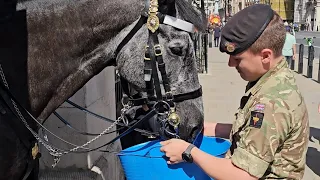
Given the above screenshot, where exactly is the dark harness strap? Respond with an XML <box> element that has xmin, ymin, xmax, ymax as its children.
<box><xmin>173</xmin><ymin>86</ymin><xmax>203</xmax><ymax>103</ymax></box>
<box><xmin>151</xmin><ymin>30</ymin><xmax>171</xmax><ymax>94</ymax></box>
<box><xmin>147</xmin><ymin>37</ymin><xmax>163</xmax><ymax>101</ymax></box>
<box><xmin>144</xmin><ymin>43</ymin><xmax>156</xmax><ymax>101</ymax></box>
<box><xmin>113</xmin><ymin>15</ymin><xmax>147</xmax><ymax>66</ymax></box>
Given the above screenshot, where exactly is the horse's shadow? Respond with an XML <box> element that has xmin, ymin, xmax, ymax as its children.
<box><xmin>307</xmin><ymin>127</ymin><xmax>320</xmax><ymax>176</ymax></box>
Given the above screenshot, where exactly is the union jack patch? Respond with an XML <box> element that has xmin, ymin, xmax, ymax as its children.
<box><xmin>254</xmin><ymin>103</ymin><xmax>265</xmax><ymax>111</ymax></box>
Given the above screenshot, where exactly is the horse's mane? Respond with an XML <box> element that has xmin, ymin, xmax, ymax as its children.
<box><xmin>175</xmin><ymin>0</ymin><xmax>207</xmax><ymax>32</ymax></box>
<box><xmin>158</xmin><ymin>0</ymin><xmax>207</xmax><ymax>32</ymax></box>
<box><xmin>13</xmin><ymin>0</ymin><xmax>206</xmax><ymax>32</ymax></box>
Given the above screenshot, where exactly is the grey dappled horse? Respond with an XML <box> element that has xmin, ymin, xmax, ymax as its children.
<box><xmin>0</xmin><ymin>0</ymin><xmax>206</xmax><ymax>179</ymax></box>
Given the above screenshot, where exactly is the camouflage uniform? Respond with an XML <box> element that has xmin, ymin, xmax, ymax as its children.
<box><xmin>226</xmin><ymin>59</ymin><xmax>309</xmax><ymax>179</ymax></box>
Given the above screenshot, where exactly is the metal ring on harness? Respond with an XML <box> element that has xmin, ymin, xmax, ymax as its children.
<box><xmin>152</xmin><ymin>100</ymin><xmax>171</xmax><ymax>115</ymax></box>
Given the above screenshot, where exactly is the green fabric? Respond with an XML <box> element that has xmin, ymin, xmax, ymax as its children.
<box><xmin>231</xmin><ymin>147</ymin><xmax>270</xmax><ymax>178</ymax></box>
<box><xmin>282</xmin><ymin>33</ymin><xmax>296</xmax><ymax>56</ymax></box>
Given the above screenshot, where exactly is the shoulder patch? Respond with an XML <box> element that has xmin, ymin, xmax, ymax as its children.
<box><xmin>249</xmin><ymin>111</ymin><xmax>264</xmax><ymax>128</ymax></box>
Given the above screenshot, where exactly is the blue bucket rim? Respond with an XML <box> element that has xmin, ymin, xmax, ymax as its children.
<box><xmin>118</xmin><ymin>136</ymin><xmax>231</xmax><ymax>157</ymax></box>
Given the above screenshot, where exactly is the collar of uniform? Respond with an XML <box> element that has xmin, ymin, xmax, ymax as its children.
<box><xmin>247</xmin><ymin>58</ymin><xmax>287</xmax><ymax>96</ymax></box>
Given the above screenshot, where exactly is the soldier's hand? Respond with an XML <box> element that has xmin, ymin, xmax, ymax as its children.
<box><xmin>160</xmin><ymin>138</ymin><xmax>190</xmax><ymax>164</ymax></box>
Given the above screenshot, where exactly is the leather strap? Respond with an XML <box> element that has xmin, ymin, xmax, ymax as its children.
<box><xmin>112</xmin><ymin>15</ymin><xmax>147</xmax><ymax>66</ymax></box>
<box><xmin>173</xmin><ymin>86</ymin><xmax>202</xmax><ymax>103</ymax></box>
<box><xmin>148</xmin><ymin>36</ymin><xmax>163</xmax><ymax>102</ymax></box>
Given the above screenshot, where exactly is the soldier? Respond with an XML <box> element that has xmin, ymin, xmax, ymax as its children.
<box><xmin>160</xmin><ymin>4</ymin><xmax>309</xmax><ymax>180</ymax></box>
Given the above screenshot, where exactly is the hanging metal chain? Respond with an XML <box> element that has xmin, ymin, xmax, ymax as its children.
<box><xmin>0</xmin><ymin>65</ymin><xmax>66</xmax><ymax>163</ymax></box>
<box><xmin>0</xmin><ymin>64</ymin><xmax>124</xmax><ymax>167</ymax></box>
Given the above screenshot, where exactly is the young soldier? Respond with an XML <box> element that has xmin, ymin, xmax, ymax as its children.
<box><xmin>160</xmin><ymin>4</ymin><xmax>309</xmax><ymax>180</ymax></box>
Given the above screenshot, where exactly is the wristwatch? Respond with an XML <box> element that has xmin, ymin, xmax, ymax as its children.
<box><xmin>182</xmin><ymin>144</ymin><xmax>196</xmax><ymax>163</ymax></box>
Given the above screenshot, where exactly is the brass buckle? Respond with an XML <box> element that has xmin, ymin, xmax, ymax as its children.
<box><xmin>144</xmin><ymin>45</ymin><xmax>151</xmax><ymax>60</ymax></box>
<box><xmin>144</xmin><ymin>56</ymin><xmax>151</xmax><ymax>61</ymax></box>
<box><xmin>165</xmin><ymin>91</ymin><xmax>173</xmax><ymax>101</ymax></box>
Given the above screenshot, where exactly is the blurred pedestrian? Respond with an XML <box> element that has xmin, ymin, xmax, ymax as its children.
<box><xmin>282</xmin><ymin>27</ymin><xmax>296</xmax><ymax>69</ymax></box>
<box><xmin>213</xmin><ymin>24</ymin><xmax>221</xmax><ymax>47</ymax></box>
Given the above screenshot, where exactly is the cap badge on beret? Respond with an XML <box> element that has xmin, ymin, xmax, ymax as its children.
<box><xmin>225</xmin><ymin>42</ymin><xmax>235</xmax><ymax>53</ymax></box>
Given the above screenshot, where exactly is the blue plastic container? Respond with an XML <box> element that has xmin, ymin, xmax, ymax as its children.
<box><xmin>117</xmin><ymin>135</ymin><xmax>231</xmax><ymax>180</ymax></box>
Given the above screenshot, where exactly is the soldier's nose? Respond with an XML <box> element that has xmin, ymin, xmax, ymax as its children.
<box><xmin>228</xmin><ymin>57</ymin><xmax>237</xmax><ymax>67</ymax></box>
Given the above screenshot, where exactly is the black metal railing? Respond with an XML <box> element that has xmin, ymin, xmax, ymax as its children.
<box><xmin>293</xmin><ymin>44</ymin><xmax>320</xmax><ymax>83</ymax></box>
<box><xmin>114</xmin><ymin>70</ymin><xmax>123</xmax><ymax>119</ymax></box>
<box><xmin>193</xmin><ymin>32</ymin><xmax>208</xmax><ymax>74</ymax></box>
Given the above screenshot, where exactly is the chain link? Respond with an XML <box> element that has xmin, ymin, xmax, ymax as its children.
<box><xmin>69</xmin><ymin>116</ymin><xmax>122</xmax><ymax>152</ymax></box>
<box><xmin>120</xmin><ymin>104</ymin><xmax>130</xmax><ymax>125</ymax></box>
<box><xmin>0</xmin><ymin>64</ymin><xmax>123</xmax><ymax>167</ymax></box>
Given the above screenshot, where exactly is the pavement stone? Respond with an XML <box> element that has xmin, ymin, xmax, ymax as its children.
<box><xmin>199</xmin><ymin>47</ymin><xmax>320</xmax><ymax>180</ymax></box>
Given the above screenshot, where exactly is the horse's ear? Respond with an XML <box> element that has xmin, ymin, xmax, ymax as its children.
<box><xmin>159</xmin><ymin>0</ymin><xmax>176</xmax><ymax>17</ymax></box>
<box><xmin>0</xmin><ymin>0</ymin><xmax>17</xmax><ymax>18</ymax></box>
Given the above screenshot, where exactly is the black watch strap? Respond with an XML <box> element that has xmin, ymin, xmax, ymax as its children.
<box><xmin>185</xmin><ymin>144</ymin><xmax>196</xmax><ymax>154</ymax></box>
<box><xmin>182</xmin><ymin>144</ymin><xmax>196</xmax><ymax>163</ymax></box>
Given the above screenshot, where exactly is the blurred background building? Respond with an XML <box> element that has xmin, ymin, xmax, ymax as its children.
<box><xmin>293</xmin><ymin>0</ymin><xmax>320</xmax><ymax>31</ymax></box>
<box><xmin>192</xmin><ymin>0</ymin><xmax>320</xmax><ymax>32</ymax></box>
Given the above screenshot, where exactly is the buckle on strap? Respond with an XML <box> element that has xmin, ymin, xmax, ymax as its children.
<box><xmin>144</xmin><ymin>45</ymin><xmax>151</xmax><ymax>60</ymax></box>
<box><xmin>165</xmin><ymin>91</ymin><xmax>173</xmax><ymax>101</ymax></box>
<box><xmin>154</xmin><ymin>44</ymin><xmax>162</xmax><ymax>56</ymax></box>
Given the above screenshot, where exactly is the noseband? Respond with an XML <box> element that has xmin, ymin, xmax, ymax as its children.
<box><xmin>114</xmin><ymin>0</ymin><xmax>203</xmax><ymax>139</ymax></box>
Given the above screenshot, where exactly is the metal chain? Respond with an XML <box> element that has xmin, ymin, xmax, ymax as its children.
<box><xmin>0</xmin><ymin>64</ymin><xmax>123</xmax><ymax>167</ymax></box>
<box><xmin>69</xmin><ymin>117</ymin><xmax>122</xmax><ymax>152</ymax></box>
<box><xmin>0</xmin><ymin>65</ymin><xmax>65</xmax><ymax>158</ymax></box>
<box><xmin>120</xmin><ymin>104</ymin><xmax>130</xmax><ymax>125</ymax></box>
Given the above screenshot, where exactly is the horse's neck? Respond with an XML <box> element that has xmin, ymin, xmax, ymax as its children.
<box><xmin>17</xmin><ymin>0</ymin><xmax>145</xmax><ymax>119</ymax></box>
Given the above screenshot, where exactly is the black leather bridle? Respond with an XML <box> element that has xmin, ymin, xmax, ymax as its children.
<box><xmin>113</xmin><ymin>0</ymin><xmax>202</xmax><ymax>138</ymax></box>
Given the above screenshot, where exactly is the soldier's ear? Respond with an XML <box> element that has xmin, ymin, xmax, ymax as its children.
<box><xmin>260</xmin><ymin>48</ymin><xmax>272</xmax><ymax>64</ymax></box>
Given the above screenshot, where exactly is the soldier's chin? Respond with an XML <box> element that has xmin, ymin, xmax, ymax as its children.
<box><xmin>240</xmin><ymin>73</ymin><xmax>257</xmax><ymax>82</ymax></box>
<box><xmin>239</xmin><ymin>72</ymin><xmax>248</xmax><ymax>81</ymax></box>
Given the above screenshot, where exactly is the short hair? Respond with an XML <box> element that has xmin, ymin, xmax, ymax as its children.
<box><xmin>249</xmin><ymin>11</ymin><xmax>286</xmax><ymax>57</ymax></box>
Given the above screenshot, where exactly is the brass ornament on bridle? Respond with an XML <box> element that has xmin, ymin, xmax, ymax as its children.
<box><xmin>146</xmin><ymin>0</ymin><xmax>181</xmax><ymax>132</ymax></box>
<box><xmin>168</xmin><ymin>107</ymin><xmax>180</xmax><ymax>128</ymax></box>
<box><xmin>147</xmin><ymin>0</ymin><xmax>160</xmax><ymax>33</ymax></box>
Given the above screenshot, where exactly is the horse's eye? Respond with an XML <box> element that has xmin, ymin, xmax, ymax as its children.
<box><xmin>169</xmin><ymin>46</ymin><xmax>184</xmax><ymax>56</ymax></box>
<box><xmin>168</xmin><ymin>40</ymin><xmax>186</xmax><ymax>56</ymax></box>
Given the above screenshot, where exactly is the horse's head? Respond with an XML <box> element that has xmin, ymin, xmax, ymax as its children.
<box><xmin>116</xmin><ymin>0</ymin><xmax>206</xmax><ymax>142</ymax></box>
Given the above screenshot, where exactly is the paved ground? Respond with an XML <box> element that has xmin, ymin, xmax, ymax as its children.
<box><xmin>199</xmin><ymin>47</ymin><xmax>320</xmax><ymax>180</ymax></box>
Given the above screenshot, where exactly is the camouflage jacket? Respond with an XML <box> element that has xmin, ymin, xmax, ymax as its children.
<box><xmin>226</xmin><ymin>59</ymin><xmax>309</xmax><ymax>179</ymax></box>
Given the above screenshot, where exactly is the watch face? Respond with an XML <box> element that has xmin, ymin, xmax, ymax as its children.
<box><xmin>182</xmin><ymin>153</ymin><xmax>192</xmax><ymax>163</ymax></box>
